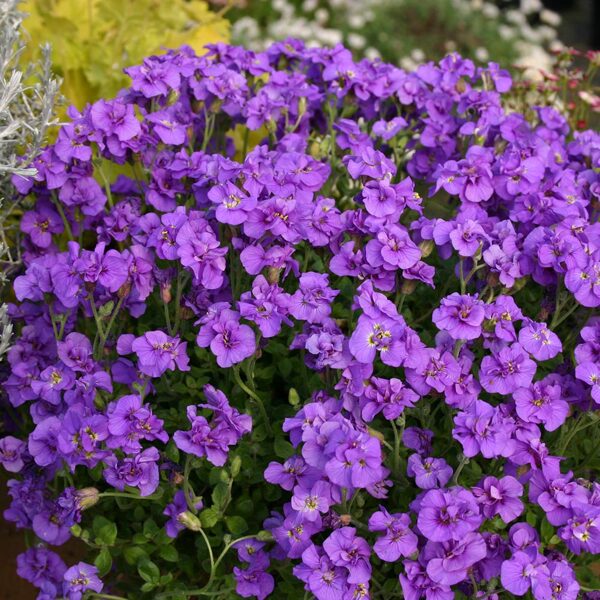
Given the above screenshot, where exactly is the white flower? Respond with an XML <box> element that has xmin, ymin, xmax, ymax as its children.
<box><xmin>540</xmin><ymin>9</ymin><xmax>561</xmax><ymax>27</ymax></box>
<box><xmin>347</xmin><ymin>33</ymin><xmax>366</xmax><ymax>50</ymax></box>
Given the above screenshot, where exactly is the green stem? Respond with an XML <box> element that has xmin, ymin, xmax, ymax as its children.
<box><xmin>88</xmin><ymin>594</ymin><xmax>128</xmax><ymax>600</ymax></box>
<box><xmin>53</xmin><ymin>195</ymin><xmax>74</xmax><ymax>241</ymax></box>
<box><xmin>452</xmin><ymin>455</ymin><xmax>470</xmax><ymax>486</ymax></box>
<box><xmin>99</xmin><ymin>491</ymin><xmax>162</xmax><ymax>501</ymax></box>
<box><xmin>98</xmin><ymin>295</ymin><xmax>126</xmax><ymax>357</ymax></box>
<box><xmin>233</xmin><ymin>366</ymin><xmax>272</xmax><ymax>435</ymax></box>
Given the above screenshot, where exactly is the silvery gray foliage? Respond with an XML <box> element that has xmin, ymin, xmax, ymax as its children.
<box><xmin>0</xmin><ymin>0</ymin><xmax>60</xmax><ymax>359</ymax></box>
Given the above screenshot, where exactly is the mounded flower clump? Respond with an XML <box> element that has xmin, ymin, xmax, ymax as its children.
<box><xmin>2</xmin><ymin>39</ymin><xmax>600</xmax><ymax>599</ymax></box>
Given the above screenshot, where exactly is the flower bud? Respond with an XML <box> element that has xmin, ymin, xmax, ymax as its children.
<box><xmin>161</xmin><ymin>283</ymin><xmax>172</xmax><ymax>304</ymax></box>
<box><xmin>118</xmin><ymin>281</ymin><xmax>132</xmax><ymax>299</ymax></box>
<box><xmin>418</xmin><ymin>240</ymin><xmax>435</xmax><ymax>258</ymax></box>
<box><xmin>266</xmin><ymin>267</ymin><xmax>281</xmax><ymax>284</ymax></box>
<box><xmin>400</xmin><ymin>279</ymin><xmax>416</xmax><ymax>295</ymax></box>
<box><xmin>339</xmin><ymin>514</ymin><xmax>352</xmax><ymax>526</ymax></box>
<box><xmin>177</xmin><ymin>511</ymin><xmax>202</xmax><ymax>532</ymax></box>
<box><xmin>256</xmin><ymin>530</ymin><xmax>273</xmax><ymax>542</ymax></box>
<box><xmin>75</xmin><ymin>487</ymin><xmax>100</xmax><ymax>511</ymax></box>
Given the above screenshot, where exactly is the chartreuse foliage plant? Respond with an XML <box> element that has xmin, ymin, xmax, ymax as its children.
<box><xmin>20</xmin><ymin>0</ymin><xmax>230</xmax><ymax>107</ymax></box>
<box><xmin>2</xmin><ymin>39</ymin><xmax>600</xmax><ymax>600</ymax></box>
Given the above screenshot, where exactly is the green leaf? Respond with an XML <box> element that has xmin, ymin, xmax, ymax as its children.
<box><xmin>93</xmin><ymin>516</ymin><xmax>117</xmax><ymax>546</ymax></box>
<box><xmin>541</xmin><ymin>518</ymin><xmax>555</xmax><ymax>543</ymax></box>
<box><xmin>143</xmin><ymin>518</ymin><xmax>160</xmax><ymax>539</ymax></box>
<box><xmin>199</xmin><ymin>507</ymin><xmax>220</xmax><ymax>528</ymax></box>
<box><xmin>123</xmin><ymin>546</ymin><xmax>148</xmax><ymax>566</ymax></box>
<box><xmin>225</xmin><ymin>515</ymin><xmax>248</xmax><ymax>535</ymax></box>
<box><xmin>138</xmin><ymin>559</ymin><xmax>160</xmax><ymax>584</ymax></box>
<box><xmin>140</xmin><ymin>582</ymin><xmax>157</xmax><ymax>593</ymax></box>
<box><xmin>212</xmin><ymin>482</ymin><xmax>230</xmax><ymax>511</ymax></box>
<box><xmin>274</xmin><ymin>437</ymin><xmax>294</xmax><ymax>459</ymax></box>
<box><xmin>95</xmin><ymin>548</ymin><xmax>112</xmax><ymax>577</ymax></box>
<box><xmin>159</xmin><ymin>545</ymin><xmax>179</xmax><ymax>562</ymax></box>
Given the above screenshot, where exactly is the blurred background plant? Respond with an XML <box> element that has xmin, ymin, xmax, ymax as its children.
<box><xmin>229</xmin><ymin>0</ymin><xmax>562</xmax><ymax>70</ymax></box>
<box><xmin>0</xmin><ymin>0</ymin><xmax>59</xmax><ymax>360</ymax></box>
<box><xmin>20</xmin><ymin>0</ymin><xmax>231</xmax><ymax>109</ymax></box>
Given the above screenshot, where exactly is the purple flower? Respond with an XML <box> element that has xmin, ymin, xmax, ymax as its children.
<box><xmin>365</xmin><ymin>225</ymin><xmax>421</xmax><ymax>271</ymax></box>
<box><xmin>479</xmin><ymin>344</ymin><xmax>536</xmax><ymax>395</ymax></box>
<box><xmin>103</xmin><ymin>447</ymin><xmax>160</xmax><ymax>496</ymax></box>
<box><xmin>199</xmin><ymin>309</ymin><xmax>257</xmax><ymax>368</ymax></box>
<box><xmin>106</xmin><ymin>394</ymin><xmax>168</xmax><ymax>453</ymax></box>
<box><xmin>322</xmin><ymin>527</ymin><xmax>371</xmax><ymax>585</ymax></box>
<box><xmin>423</xmin><ymin>532</ymin><xmax>487</xmax><ymax>586</ymax></box>
<box><xmin>532</xmin><ymin>560</ymin><xmax>580</xmax><ymax>600</ymax></box>
<box><xmin>433</xmin><ymin>293</ymin><xmax>485</xmax><ymax>340</ymax></box>
<box><xmin>21</xmin><ymin>201</ymin><xmax>63</xmax><ymax>248</ymax></box>
<box><xmin>208</xmin><ymin>182</ymin><xmax>258</xmax><ymax>225</ymax></box>
<box><xmin>472</xmin><ymin>476</ymin><xmax>524</xmax><ymax>523</ymax></box>
<box><xmin>163</xmin><ymin>490</ymin><xmax>203</xmax><ymax>538</ymax></box>
<box><xmin>17</xmin><ymin>547</ymin><xmax>66</xmax><ymax>591</ymax></box>
<box><xmin>234</xmin><ymin>562</ymin><xmax>275</xmax><ymax>600</ymax></box>
<box><xmin>417</xmin><ymin>488</ymin><xmax>482</xmax><ymax>542</ymax></box>
<box><xmin>500</xmin><ymin>551</ymin><xmax>549</xmax><ymax>596</ymax></box>
<box><xmin>518</xmin><ymin>321</ymin><xmax>562</xmax><ymax>361</ymax></box>
<box><xmin>407</xmin><ymin>454</ymin><xmax>453</xmax><ymax>490</ymax></box>
<box><xmin>513</xmin><ymin>379</ymin><xmax>569</xmax><ymax>431</ymax></box>
<box><xmin>0</xmin><ymin>436</ymin><xmax>26</xmax><ymax>472</ymax></box>
<box><xmin>289</xmin><ymin>272</ymin><xmax>339</xmax><ymax>324</ymax></box>
<box><xmin>28</xmin><ymin>416</ymin><xmax>62</xmax><ymax>467</ymax></box>
<box><xmin>63</xmin><ymin>562</ymin><xmax>103</xmax><ymax>600</ymax></box>
<box><xmin>575</xmin><ymin>362</ymin><xmax>600</xmax><ymax>404</ymax></box>
<box><xmin>360</xmin><ymin>377</ymin><xmax>419</xmax><ymax>421</ymax></box>
<box><xmin>290</xmin><ymin>481</ymin><xmax>332</xmax><ymax>523</ymax></box>
<box><xmin>131</xmin><ymin>330</ymin><xmax>190</xmax><ymax>378</ymax></box>
<box><xmin>368</xmin><ymin>507</ymin><xmax>418</xmax><ymax>561</ymax></box>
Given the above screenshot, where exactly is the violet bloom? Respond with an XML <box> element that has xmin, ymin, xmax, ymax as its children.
<box><xmin>365</xmin><ymin>225</ymin><xmax>421</xmax><ymax>271</ymax></box>
<box><xmin>63</xmin><ymin>562</ymin><xmax>103</xmax><ymax>600</ymax></box>
<box><xmin>106</xmin><ymin>394</ymin><xmax>168</xmax><ymax>453</ymax></box>
<box><xmin>197</xmin><ymin>308</ymin><xmax>257</xmax><ymax>368</ymax></box>
<box><xmin>21</xmin><ymin>201</ymin><xmax>63</xmax><ymax>248</ymax></box>
<box><xmin>532</xmin><ymin>560</ymin><xmax>580</xmax><ymax>600</ymax></box>
<box><xmin>349</xmin><ymin>315</ymin><xmax>407</xmax><ymax>368</ymax></box>
<box><xmin>103</xmin><ymin>447</ymin><xmax>160</xmax><ymax>496</ymax></box>
<box><xmin>360</xmin><ymin>377</ymin><xmax>419</xmax><ymax>422</ymax></box>
<box><xmin>558</xmin><ymin>502</ymin><xmax>600</xmax><ymax>554</ymax></box>
<box><xmin>518</xmin><ymin>321</ymin><xmax>562</xmax><ymax>361</ymax></box>
<box><xmin>234</xmin><ymin>563</ymin><xmax>275</xmax><ymax>600</ymax></box>
<box><xmin>28</xmin><ymin>416</ymin><xmax>62</xmax><ymax>467</ymax></box>
<box><xmin>407</xmin><ymin>454</ymin><xmax>453</xmax><ymax>490</ymax></box>
<box><xmin>57</xmin><ymin>333</ymin><xmax>94</xmax><ymax>373</ymax></box>
<box><xmin>453</xmin><ymin>400</ymin><xmax>514</xmax><ymax>459</ymax></box>
<box><xmin>322</xmin><ymin>527</ymin><xmax>371</xmax><ymax>585</ymax></box>
<box><xmin>17</xmin><ymin>547</ymin><xmax>66</xmax><ymax>591</ymax></box>
<box><xmin>432</xmin><ymin>293</ymin><xmax>486</xmax><ymax>340</ymax></box>
<box><xmin>575</xmin><ymin>362</ymin><xmax>600</xmax><ymax>404</ymax></box>
<box><xmin>368</xmin><ymin>507</ymin><xmax>418</xmax><ymax>561</ymax></box>
<box><xmin>131</xmin><ymin>330</ymin><xmax>190</xmax><ymax>378</ymax></box>
<box><xmin>479</xmin><ymin>344</ymin><xmax>536</xmax><ymax>395</ymax></box>
<box><xmin>325</xmin><ymin>430</ymin><xmax>384</xmax><ymax>489</ymax></box>
<box><xmin>264</xmin><ymin>456</ymin><xmax>320</xmax><ymax>491</ymax></box>
<box><xmin>417</xmin><ymin>488</ymin><xmax>482</xmax><ymax>542</ymax></box>
<box><xmin>295</xmin><ymin>544</ymin><xmax>349</xmax><ymax>600</ymax></box>
<box><xmin>513</xmin><ymin>379</ymin><xmax>569</xmax><ymax>431</ymax></box>
<box><xmin>402</xmin><ymin>427</ymin><xmax>434</xmax><ymax>455</ymax></box>
<box><xmin>424</xmin><ymin>532</ymin><xmax>487</xmax><ymax>586</ymax></box>
<box><xmin>500</xmin><ymin>551</ymin><xmax>549</xmax><ymax>596</ymax></box>
<box><xmin>472</xmin><ymin>476</ymin><xmax>524</xmax><ymax>523</ymax></box>
<box><xmin>400</xmin><ymin>559</ymin><xmax>453</xmax><ymax>600</ymax></box>
<box><xmin>0</xmin><ymin>436</ymin><xmax>26</xmax><ymax>472</ymax></box>
<box><xmin>289</xmin><ymin>272</ymin><xmax>339</xmax><ymax>324</ymax></box>
<box><xmin>290</xmin><ymin>481</ymin><xmax>332</xmax><ymax>523</ymax></box>
<box><xmin>208</xmin><ymin>182</ymin><xmax>257</xmax><ymax>225</ymax></box>
<box><xmin>163</xmin><ymin>490</ymin><xmax>203</xmax><ymax>538</ymax></box>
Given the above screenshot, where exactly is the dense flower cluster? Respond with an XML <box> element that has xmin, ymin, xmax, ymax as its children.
<box><xmin>2</xmin><ymin>38</ymin><xmax>600</xmax><ymax>598</ymax></box>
